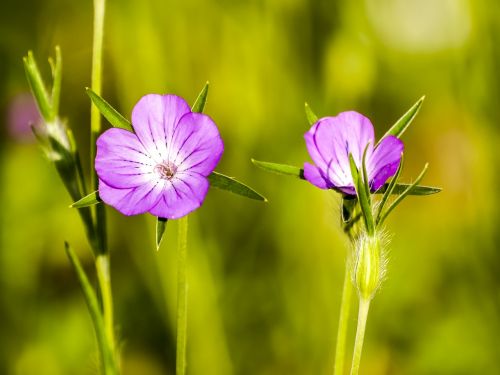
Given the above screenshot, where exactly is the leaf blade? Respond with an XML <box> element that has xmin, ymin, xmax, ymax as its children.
<box><xmin>349</xmin><ymin>154</ymin><xmax>374</xmax><ymax>235</ymax></box>
<box><xmin>71</xmin><ymin>191</ymin><xmax>101</xmax><ymax>208</ymax></box>
<box><xmin>304</xmin><ymin>102</ymin><xmax>318</xmax><ymax>125</ymax></box>
<box><xmin>208</xmin><ymin>172</ymin><xmax>267</xmax><ymax>201</ymax></box>
<box><xmin>86</xmin><ymin>88</ymin><xmax>133</xmax><ymax>131</ymax></box>
<box><xmin>377</xmin><ymin>163</ymin><xmax>430</xmax><ymax>226</ymax></box>
<box><xmin>23</xmin><ymin>51</ymin><xmax>53</xmax><ymax>121</ymax></box>
<box><xmin>64</xmin><ymin>242</ymin><xmax>115</xmax><ymax>373</ymax></box>
<box><xmin>380</xmin><ymin>96</ymin><xmax>425</xmax><ymax>143</ymax></box>
<box><xmin>191</xmin><ymin>82</ymin><xmax>209</xmax><ymax>113</ymax></box>
<box><xmin>156</xmin><ymin>217</ymin><xmax>168</xmax><ymax>251</ymax></box>
<box><xmin>251</xmin><ymin>159</ymin><xmax>304</xmax><ymax>179</ymax></box>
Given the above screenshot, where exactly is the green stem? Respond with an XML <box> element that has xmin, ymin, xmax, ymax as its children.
<box><xmin>90</xmin><ymin>1</ymin><xmax>117</xmax><ymax>373</ymax></box>
<box><xmin>176</xmin><ymin>216</ymin><xmax>189</xmax><ymax>375</ymax></box>
<box><xmin>349</xmin><ymin>298</ymin><xmax>371</xmax><ymax>375</ymax></box>
<box><xmin>334</xmin><ymin>263</ymin><xmax>353</xmax><ymax>375</ymax></box>
<box><xmin>90</xmin><ymin>0</ymin><xmax>105</xmax><ymax>182</ymax></box>
<box><xmin>96</xmin><ymin>255</ymin><xmax>117</xmax><ymax>371</ymax></box>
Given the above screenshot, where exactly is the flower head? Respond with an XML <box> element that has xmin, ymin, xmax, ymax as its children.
<box><xmin>95</xmin><ymin>94</ymin><xmax>224</xmax><ymax>219</ymax></box>
<box><xmin>304</xmin><ymin>111</ymin><xmax>403</xmax><ymax>195</ymax></box>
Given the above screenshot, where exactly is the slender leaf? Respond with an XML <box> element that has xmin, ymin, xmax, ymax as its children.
<box><xmin>208</xmin><ymin>172</ymin><xmax>267</xmax><ymax>201</ymax></box>
<box><xmin>252</xmin><ymin>159</ymin><xmax>304</xmax><ymax>179</ymax></box>
<box><xmin>64</xmin><ymin>242</ymin><xmax>115</xmax><ymax>374</ymax></box>
<box><xmin>376</xmin><ymin>153</ymin><xmax>404</xmax><ymax>223</ymax></box>
<box><xmin>383</xmin><ymin>183</ymin><xmax>441</xmax><ymax>195</ymax></box>
<box><xmin>379</xmin><ymin>96</ymin><xmax>425</xmax><ymax>143</ymax></box>
<box><xmin>23</xmin><ymin>51</ymin><xmax>53</xmax><ymax>121</ymax></box>
<box><xmin>86</xmin><ymin>88</ymin><xmax>133</xmax><ymax>131</ymax></box>
<box><xmin>349</xmin><ymin>154</ymin><xmax>374</xmax><ymax>235</ymax></box>
<box><xmin>304</xmin><ymin>102</ymin><xmax>318</xmax><ymax>125</ymax></box>
<box><xmin>377</xmin><ymin>163</ymin><xmax>429</xmax><ymax>226</ymax></box>
<box><xmin>361</xmin><ymin>144</ymin><xmax>372</xmax><ymax>207</ymax></box>
<box><xmin>50</xmin><ymin>46</ymin><xmax>62</xmax><ymax>117</ymax></box>
<box><xmin>192</xmin><ymin>82</ymin><xmax>209</xmax><ymax>113</ymax></box>
<box><xmin>71</xmin><ymin>191</ymin><xmax>101</xmax><ymax>208</ymax></box>
<box><xmin>156</xmin><ymin>217</ymin><xmax>168</xmax><ymax>251</ymax></box>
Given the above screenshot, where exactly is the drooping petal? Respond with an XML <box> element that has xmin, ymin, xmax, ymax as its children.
<box><xmin>148</xmin><ymin>171</ymin><xmax>209</xmax><ymax>219</ymax></box>
<box><xmin>303</xmin><ymin>162</ymin><xmax>331</xmax><ymax>189</ymax></box>
<box><xmin>170</xmin><ymin>112</ymin><xmax>224</xmax><ymax>176</ymax></box>
<box><xmin>304</xmin><ymin>112</ymin><xmax>374</xmax><ymax>189</ymax></box>
<box><xmin>368</xmin><ymin>135</ymin><xmax>404</xmax><ymax>191</ymax></box>
<box><xmin>98</xmin><ymin>178</ymin><xmax>165</xmax><ymax>216</ymax></box>
<box><xmin>131</xmin><ymin>94</ymin><xmax>191</xmax><ymax>161</ymax></box>
<box><xmin>95</xmin><ymin>128</ymin><xmax>155</xmax><ymax>189</ymax></box>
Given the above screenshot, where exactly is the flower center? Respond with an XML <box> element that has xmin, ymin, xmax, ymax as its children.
<box><xmin>154</xmin><ymin>161</ymin><xmax>178</xmax><ymax>180</ymax></box>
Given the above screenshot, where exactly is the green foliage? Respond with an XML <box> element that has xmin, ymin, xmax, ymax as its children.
<box><xmin>87</xmin><ymin>88</ymin><xmax>133</xmax><ymax>131</ymax></box>
<box><xmin>208</xmin><ymin>172</ymin><xmax>267</xmax><ymax>201</ymax></box>
<box><xmin>380</xmin><ymin>96</ymin><xmax>425</xmax><ymax>142</ymax></box>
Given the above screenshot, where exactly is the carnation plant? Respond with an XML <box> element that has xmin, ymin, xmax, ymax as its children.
<box><xmin>253</xmin><ymin>99</ymin><xmax>441</xmax><ymax>375</ymax></box>
<box><xmin>23</xmin><ymin>0</ymin><xmax>264</xmax><ymax>374</ymax></box>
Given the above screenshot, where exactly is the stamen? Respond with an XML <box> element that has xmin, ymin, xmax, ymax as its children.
<box><xmin>154</xmin><ymin>161</ymin><xmax>177</xmax><ymax>180</ymax></box>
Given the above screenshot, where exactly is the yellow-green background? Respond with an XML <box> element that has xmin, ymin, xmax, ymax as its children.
<box><xmin>1</xmin><ymin>0</ymin><xmax>499</xmax><ymax>374</ymax></box>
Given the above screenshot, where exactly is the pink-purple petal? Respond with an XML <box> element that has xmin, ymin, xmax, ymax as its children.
<box><xmin>303</xmin><ymin>162</ymin><xmax>331</xmax><ymax>190</ymax></box>
<box><xmin>368</xmin><ymin>135</ymin><xmax>404</xmax><ymax>191</ymax></box>
<box><xmin>95</xmin><ymin>128</ymin><xmax>155</xmax><ymax>189</ymax></box>
<box><xmin>304</xmin><ymin>112</ymin><xmax>375</xmax><ymax>191</ymax></box>
<box><xmin>99</xmin><ymin>179</ymin><xmax>164</xmax><ymax>216</ymax></box>
<box><xmin>172</xmin><ymin>112</ymin><xmax>224</xmax><ymax>176</ymax></box>
<box><xmin>131</xmin><ymin>94</ymin><xmax>191</xmax><ymax>160</ymax></box>
<box><xmin>148</xmin><ymin>172</ymin><xmax>209</xmax><ymax>219</ymax></box>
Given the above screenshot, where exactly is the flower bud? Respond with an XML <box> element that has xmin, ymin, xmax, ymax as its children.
<box><xmin>353</xmin><ymin>232</ymin><xmax>386</xmax><ymax>300</ymax></box>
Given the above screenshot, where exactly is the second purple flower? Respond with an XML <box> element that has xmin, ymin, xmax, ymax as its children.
<box><xmin>303</xmin><ymin>111</ymin><xmax>404</xmax><ymax>195</ymax></box>
<box><xmin>95</xmin><ymin>94</ymin><xmax>224</xmax><ymax>219</ymax></box>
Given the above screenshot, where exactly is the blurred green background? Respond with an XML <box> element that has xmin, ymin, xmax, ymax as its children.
<box><xmin>1</xmin><ymin>0</ymin><xmax>499</xmax><ymax>374</ymax></box>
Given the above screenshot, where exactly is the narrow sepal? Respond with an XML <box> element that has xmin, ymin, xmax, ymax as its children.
<box><xmin>349</xmin><ymin>153</ymin><xmax>375</xmax><ymax>235</ymax></box>
<box><xmin>23</xmin><ymin>51</ymin><xmax>53</xmax><ymax>121</ymax></box>
<box><xmin>380</xmin><ymin>96</ymin><xmax>425</xmax><ymax>143</ymax></box>
<box><xmin>71</xmin><ymin>191</ymin><xmax>102</xmax><ymax>208</ymax></box>
<box><xmin>156</xmin><ymin>217</ymin><xmax>168</xmax><ymax>251</ymax></box>
<box><xmin>208</xmin><ymin>171</ymin><xmax>267</xmax><ymax>201</ymax></box>
<box><xmin>191</xmin><ymin>82</ymin><xmax>209</xmax><ymax>113</ymax></box>
<box><xmin>383</xmin><ymin>183</ymin><xmax>441</xmax><ymax>195</ymax></box>
<box><xmin>305</xmin><ymin>102</ymin><xmax>318</xmax><ymax>125</ymax></box>
<box><xmin>376</xmin><ymin>153</ymin><xmax>404</xmax><ymax>223</ymax></box>
<box><xmin>251</xmin><ymin>159</ymin><xmax>304</xmax><ymax>179</ymax></box>
<box><xmin>86</xmin><ymin>88</ymin><xmax>133</xmax><ymax>131</ymax></box>
<box><xmin>50</xmin><ymin>46</ymin><xmax>62</xmax><ymax>117</ymax></box>
<box><xmin>377</xmin><ymin>163</ymin><xmax>430</xmax><ymax>226</ymax></box>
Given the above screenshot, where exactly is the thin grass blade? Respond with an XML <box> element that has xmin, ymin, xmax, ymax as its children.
<box><xmin>64</xmin><ymin>242</ymin><xmax>115</xmax><ymax>373</ymax></box>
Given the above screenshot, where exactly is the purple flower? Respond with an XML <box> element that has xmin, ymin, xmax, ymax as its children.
<box><xmin>95</xmin><ymin>94</ymin><xmax>224</xmax><ymax>219</ymax></box>
<box><xmin>304</xmin><ymin>111</ymin><xmax>403</xmax><ymax>195</ymax></box>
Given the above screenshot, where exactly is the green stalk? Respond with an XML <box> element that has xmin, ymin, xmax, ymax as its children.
<box><xmin>333</xmin><ymin>263</ymin><xmax>353</xmax><ymax>375</ymax></box>
<box><xmin>90</xmin><ymin>0</ymin><xmax>117</xmax><ymax>373</ymax></box>
<box><xmin>96</xmin><ymin>255</ymin><xmax>117</xmax><ymax>369</ymax></box>
<box><xmin>90</xmin><ymin>0</ymin><xmax>105</xmax><ymax>176</ymax></box>
<box><xmin>349</xmin><ymin>298</ymin><xmax>371</xmax><ymax>375</ymax></box>
<box><xmin>176</xmin><ymin>216</ymin><xmax>189</xmax><ymax>375</ymax></box>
